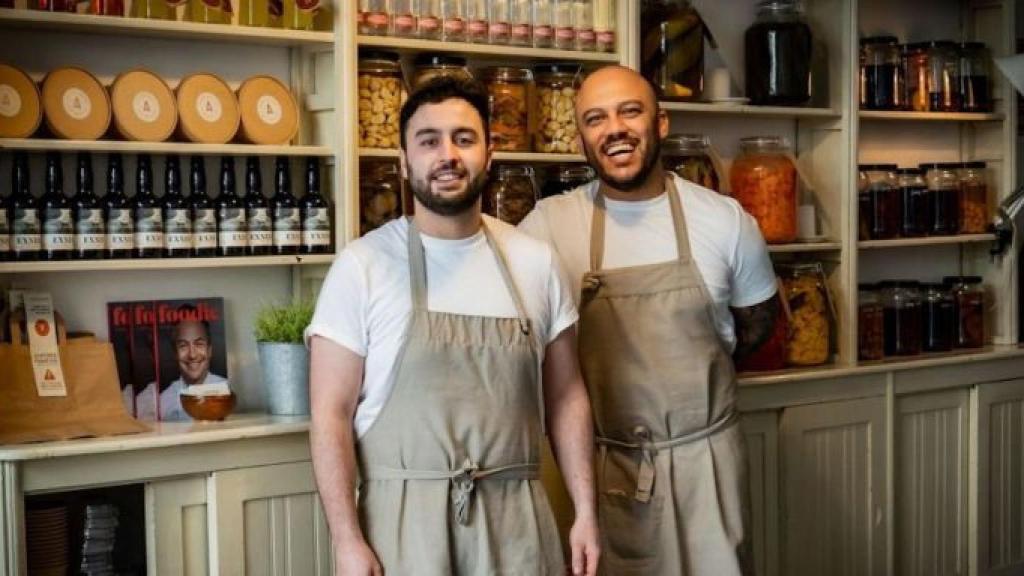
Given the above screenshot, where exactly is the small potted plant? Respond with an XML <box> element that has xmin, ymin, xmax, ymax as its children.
<box><xmin>254</xmin><ymin>300</ymin><xmax>314</xmax><ymax>416</ymax></box>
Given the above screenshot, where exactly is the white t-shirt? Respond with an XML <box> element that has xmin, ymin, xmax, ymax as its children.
<box><xmin>305</xmin><ymin>215</ymin><xmax>578</xmax><ymax>437</ymax></box>
<box><xmin>519</xmin><ymin>174</ymin><xmax>777</xmax><ymax>352</ymax></box>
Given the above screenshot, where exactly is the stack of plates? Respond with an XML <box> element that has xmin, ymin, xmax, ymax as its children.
<box><xmin>26</xmin><ymin>506</ymin><xmax>69</xmax><ymax>576</ymax></box>
<box><xmin>80</xmin><ymin>503</ymin><xmax>119</xmax><ymax>576</ymax></box>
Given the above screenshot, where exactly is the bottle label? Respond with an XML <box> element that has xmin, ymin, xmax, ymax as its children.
<box><xmin>62</xmin><ymin>88</ymin><xmax>92</xmax><ymax>121</ymax></box>
<box><xmin>394</xmin><ymin>13</ymin><xmax>415</xmax><ymax>32</ymax></box>
<box><xmin>0</xmin><ymin>207</ymin><xmax>8</xmax><ymax>235</ymax></box>
<box><xmin>511</xmin><ymin>23</ymin><xmax>531</xmax><ymax>39</ymax></box>
<box><xmin>193</xmin><ymin>208</ymin><xmax>217</xmax><ymax>249</ymax></box>
<box><xmin>356</xmin><ymin>10</ymin><xmax>365</xmax><ymax>24</ymax></box>
<box><xmin>468</xmin><ymin>19</ymin><xmax>488</xmax><ymax>35</ymax></box>
<box><xmin>13</xmin><ymin>207</ymin><xmax>41</xmax><ymax>252</ymax></box>
<box><xmin>556</xmin><ymin>26</ymin><xmax>575</xmax><ymax>40</ymax></box>
<box><xmin>577</xmin><ymin>28</ymin><xmax>595</xmax><ymax>42</ymax></box>
<box><xmin>273</xmin><ymin>207</ymin><xmax>300</xmax><ymax>247</ymax></box>
<box><xmin>0</xmin><ymin>234</ymin><xmax>8</xmax><ymax>253</ymax></box>
<box><xmin>295</xmin><ymin>0</ymin><xmax>317</xmax><ymax>12</ymax></box>
<box><xmin>303</xmin><ymin>207</ymin><xmax>330</xmax><ymax>247</ymax></box>
<box><xmin>75</xmin><ymin>208</ymin><xmax>105</xmax><ymax>251</ymax></box>
<box><xmin>165</xmin><ymin>208</ymin><xmax>193</xmax><ymax>250</ymax></box>
<box><xmin>135</xmin><ymin>207</ymin><xmax>164</xmax><ymax>249</ymax></box>
<box><xmin>366</xmin><ymin>11</ymin><xmax>387</xmax><ymax>27</ymax></box>
<box><xmin>167</xmin><ymin>0</ymin><xmax>188</xmax><ymax>7</ymax></box>
<box><xmin>443</xmin><ymin>17</ymin><xmax>465</xmax><ymax>34</ymax></box>
<box><xmin>489</xmin><ymin>21</ymin><xmax>509</xmax><ymax>35</ymax></box>
<box><xmin>534</xmin><ymin>24</ymin><xmax>553</xmax><ymax>38</ymax></box>
<box><xmin>107</xmin><ymin>208</ymin><xmax>134</xmax><ymax>250</ymax></box>
<box><xmin>256</xmin><ymin>95</ymin><xmax>283</xmax><ymax>126</ymax></box>
<box><xmin>43</xmin><ymin>208</ymin><xmax>74</xmax><ymax>251</ymax></box>
<box><xmin>597</xmin><ymin>30</ymin><xmax>615</xmax><ymax>45</ymax></box>
<box><xmin>248</xmin><ymin>207</ymin><xmax>272</xmax><ymax>247</ymax></box>
<box><xmin>419</xmin><ymin>15</ymin><xmax>440</xmax><ymax>31</ymax></box>
<box><xmin>132</xmin><ymin>91</ymin><xmax>161</xmax><ymax>123</ymax></box>
<box><xmin>218</xmin><ymin>207</ymin><xmax>247</xmax><ymax>248</ymax></box>
<box><xmin>0</xmin><ymin>84</ymin><xmax>21</xmax><ymax>118</ymax></box>
<box><xmin>196</xmin><ymin>92</ymin><xmax>223</xmax><ymax>123</ymax></box>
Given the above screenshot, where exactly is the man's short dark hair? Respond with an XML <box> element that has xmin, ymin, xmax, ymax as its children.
<box><xmin>399</xmin><ymin>76</ymin><xmax>491</xmax><ymax>150</ymax></box>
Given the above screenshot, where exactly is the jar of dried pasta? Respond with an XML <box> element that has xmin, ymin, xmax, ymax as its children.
<box><xmin>779</xmin><ymin>262</ymin><xmax>833</xmax><ymax>366</ymax></box>
<box><xmin>357</xmin><ymin>51</ymin><xmax>404</xmax><ymax>149</ymax></box>
<box><xmin>480</xmin><ymin>67</ymin><xmax>532</xmax><ymax>152</ymax></box>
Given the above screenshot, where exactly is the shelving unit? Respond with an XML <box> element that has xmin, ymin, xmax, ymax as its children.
<box><xmin>356</xmin><ymin>34</ymin><xmax>621</xmax><ymax>63</ymax></box>
<box><xmin>768</xmin><ymin>242</ymin><xmax>844</xmax><ymax>253</ymax></box>
<box><xmin>859</xmin><ymin>110</ymin><xmax>1004</xmax><ymax>122</ymax></box>
<box><xmin>858</xmin><ymin>233</ymin><xmax>997</xmax><ymax>249</ymax></box>
<box><xmin>358</xmin><ymin>147</ymin><xmax>586</xmax><ymax>163</ymax></box>
<box><xmin>660</xmin><ymin>101</ymin><xmax>840</xmax><ymax>119</ymax></box>
<box><xmin>0</xmin><ymin>254</ymin><xmax>334</xmax><ymax>274</ymax></box>
<box><xmin>0</xmin><ymin>138</ymin><xmax>333</xmax><ymax>157</ymax></box>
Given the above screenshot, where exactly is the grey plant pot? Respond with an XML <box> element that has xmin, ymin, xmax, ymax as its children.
<box><xmin>258</xmin><ymin>342</ymin><xmax>311</xmax><ymax>416</ymax></box>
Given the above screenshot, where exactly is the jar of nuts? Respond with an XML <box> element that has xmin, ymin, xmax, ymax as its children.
<box><xmin>481</xmin><ymin>67</ymin><xmax>532</xmax><ymax>152</ymax></box>
<box><xmin>779</xmin><ymin>262</ymin><xmax>833</xmax><ymax>366</ymax></box>
<box><xmin>485</xmin><ymin>164</ymin><xmax>539</xmax><ymax>225</ymax></box>
<box><xmin>534</xmin><ymin>64</ymin><xmax>583</xmax><ymax>154</ymax></box>
<box><xmin>358</xmin><ymin>51</ymin><xmax>405</xmax><ymax>150</ymax></box>
<box><xmin>411</xmin><ymin>54</ymin><xmax>473</xmax><ymax>91</ymax></box>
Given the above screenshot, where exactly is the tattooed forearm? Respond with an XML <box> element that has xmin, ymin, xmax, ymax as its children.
<box><xmin>730</xmin><ymin>295</ymin><xmax>781</xmax><ymax>362</ymax></box>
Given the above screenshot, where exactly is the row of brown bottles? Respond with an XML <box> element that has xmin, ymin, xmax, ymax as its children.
<box><xmin>2</xmin><ymin>152</ymin><xmax>332</xmax><ymax>262</ymax></box>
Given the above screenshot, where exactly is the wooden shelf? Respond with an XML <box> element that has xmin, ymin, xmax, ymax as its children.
<box><xmin>0</xmin><ymin>8</ymin><xmax>334</xmax><ymax>45</ymax></box>
<box><xmin>357</xmin><ymin>34</ymin><xmax>620</xmax><ymax>63</ymax></box>
<box><xmin>660</xmin><ymin>101</ymin><xmax>840</xmax><ymax>119</ymax></box>
<box><xmin>859</xmin><ymin>110</ymin><xmax>1004</xmax><ymax>122</ymax></box>
<box><xmin>0</xmin><ymin>139</ymin><xmax>333</xmax><ymax>157</ymax></box>
<box><xmin>768</xmin><ymin>241</ymin><xmax>843</xmax><ymax>253</ymax></box>
<box><xmin>0</xmin><ymin>254</ymin><xmax>335</xmax><ymax>273</ymax></box>
<box><xmin>359</xmin><ymin>148</ymin><xmax>586</xmax><ymax>163</ymax></box>
<box><xmin>858</xmin><ymin>234</ymin><xmax>996</xmax><ymax>249</ymax></box>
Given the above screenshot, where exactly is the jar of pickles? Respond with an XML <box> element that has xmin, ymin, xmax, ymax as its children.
<box><xmin>731</xmin><ymin>136</ymin><xmax>798</xmax><ymax>243</ymax></box>
<box><xmin>481</xmin><ymin>67</ymin><xmax>531</xmax><ymax>152</ymax></box>
<box><xmin>922</xmin><ymin>283</ymin><xmax>955</xmax><ymax>352</ymax></box>
<box><xmin>921</xmin><ymin>163</ymin><xmax>961</xmax><ymax>235</ymax></box>
<box><xmin>485</xmin><ymin>164</ymin><xmax>539</xmax><ymax>225</ymax></box>
<box><xmin>904</xmin><ymin>42</ymin><xmax>930</xmax><ymax>111</ymax></box>
<box><xmin>359</xmin><ymin>160</ymin><xmax>403</xmax><ymax>236</ymax></box>
<box><xmin>945</xmin><ymin>276</ymin><xmax>985</xmax><ymax>348</ymax></box>
<box><xmin>859</xmin><ymin>164</ymin><xmax>900</xmax><ymax>240</ymax></box>
<box><xmin>858</xmin><ymin>283</ymin><xmax>884</xmax><ymax>361</ymax></box>
<box><xmin>959</xmin><ymin>42</ymin><xmax>992</xmax><ymax>112</ymax></box>
<box><xmin>662</xmin><ymin>134</ymin><xmax>720</xmax><ymax>193</ymax></box>
<box><xmin>860</xmin><ymin>36</ymin><xmax>904</xmax><ymax>110</ymax></box>
<box><xmin>541</xmin><ymin>165</ymin><xmax>595</xmax><ymax>198</ymax></box>
<box><xmin>534</xmin><ymin>64</ymin><xmax>582</xmax><ymax>154</ymax></box>
<box><xmin>412</xmin><ymin>54</ymin><xmax>474</xmax><ymax>90</ymax></box>
<box><xmin>959</xmin><ymin>161</ymin><xmax>988</xmax><ymax>234</ymax></box>
<box><xmin>358</xmin><ymin>51</ymin><xmax>404</xmax><ymax>149</ymax></box>
<box><xmin>880</xmin><ymin>280</ymin><xmax>923</xmax><ymax>356</ymax></box>
<box><xmin>779</xmin><ymin>262</ymin><xmax>833</xmax><ymax>366</ymax></box>
<box><xmin>927</xmin><ymin>41</ymin><xmax>960</xmax><ymax>112</ymax></box>
<box><xmin>640</xmin><ymin>0</ymin><xmax>704</xmax><ymax>101</ymax></box>
<box><xmin>897</xmin><ymin>168</ymin><xmax>928</xmax><ymax>238</ymax></box>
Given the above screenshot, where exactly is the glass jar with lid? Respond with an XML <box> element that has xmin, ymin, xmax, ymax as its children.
<box><xmin>945</xmin><ymin>276</ymin><xmax>985</xmax><ymax>348</ymax></box>
<box><xmin>903</xmin><ymin>42</ymin><xmax>931</xmax><ymax>111</ymax></box>
<box><xmin>860</xmin><ymin>36</ymin><xmax>905</xmax><ymax>110</ymax></box>
<box><xmin>411</xmin><ymin>54</ymin><xmax>473</xmax><ymax>91</ymax></box>
<box><xmin>440</xmin><ymin>0</ymin><xmax>466</xmax><ymax>42</ymax></box>
<box><xmin>575</xmin><ymin>0</ymin><xmax>597</xmax><ymax>51</ymax></box>
<box><xmin>897</xmin><ymin>167</ymin><xmax>928</xmax><ymax>238</ymax></box>
<box><xmin>959</xmin><ymin>161</ymin><xmax>988</xmax><ymax>234</ymax></box>
<box><xmin>534</xmin><ymin>63</ymin><xmax>582</xmax><ymax>154</ymax></box>
<box><xmin>480</xmin><ymin>67</ymin><xmax>532</xmax><ymax>152</ymax></box>
<box><xmin>662</xmin><ymin>134</ymin><xmax>720</xmax><ymax>193</ymax></box>
<box><xmin>485</xmin><ymin>165</ymin><xmax>539</xmax><ymax>225</ymax></box>
<box><xmin>359</xmin><ymin>160</ymin><xmax>403</xmax><ymax>236</ymax></box>
<box><xmin>779</xmin><ymin>262</ymin><xmax>833</xmax><ymax>366</ymax></box>
<box><xmin>959</xmin><ymin>42</ymin><xmax>992</xmax><ymax>112</ymax></box>
<box><xmin>922</xmin><ymin>283</ymin><xmax>955</xmax><ymax>352</ymax></box>
<box><xmin>858</xmin><ymin>164</ymin><xmax>900</xmax><ymax>240</ymax></box>
<box><xmin>359</xmin><ymin>0</ymin><xmax>389</xmax><ymax>35</ymax></box>
<box><xmin>465</xmin><ymin>0</ymin><xmax>489</xmax><ymax>43</ymax></box>
<box><xmin>927</xmin><ymin>41</ymin><xmax>961</xmax><ymax>112</ymax></box>
<box><xmin>640</xmin><ymin>0</ymin><xmax>704</xmax><ymax>101</ymax></box>
<box><xmin>391</xmin><ymin>0</ymin><xmax>418</xmax><ymax>37</ymax></box>
<box><xmin>553</xmin><ymin>0</ymin><xmax>576</xmax><ymax>50</ymax></box>
<box><xmin>920</xmin><ymin>163</ymin><xmax>961</xmax><ymax>235</ymax></box>
<box><xmin>880</xmin><ymin>280</ymin><xmax>923</xmax><ymax>356</ymax></box>
<box><xmin>745</xmin><ymin>0</ymin><xmax>813</xmax><ymax>106</ymax></box>
<box><xmin>858</xmin><ymin>283</ymin><xmax>884</xmax><ymax>361</ymax></box>
<box><xmin>533</xmin><ymin>0</ymin><xmax>554</xmax><ymax>48</ymax></box>
<box><xmin>731</xmin><ymin>136</ymin><xmax>798</xmax><ymax>243</ymax></box>
<box><xmin>417</xmin><ymin>0</ymin><xmax>442</xmax><ymax>40</ymax></box>
<box><xmin>509</xmin><ymin>0</ymin><xmax>533</xmax><ymax>46</ymax></box>
<box><xmin>488</xmin><ymin>0</ymin><xmax>510</xmax><ymax>44</ymax></box>
<box><xmin>358</xmin><ymin>51</ymin><xmax>405</xmax><ymax>149</ymax></box>
<box><xmin>857</xmin><ymin>167</ymin><xmax>870</xmax><ymax>240</ymax></box>
<box><xmin>594</xmin><ymin>0</ymin><xmax>617</xmax><ymax>53</ymax></box>
<box><xmin>541</xmin><ymin>164</ymin><xmax>595</xmax><ymax>198</ymax></box>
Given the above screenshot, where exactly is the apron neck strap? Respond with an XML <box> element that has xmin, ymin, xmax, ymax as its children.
<box><xmin>589</xmin><ymin>176</ymin><xmax>692</xmax><ymax>271</ymax></box>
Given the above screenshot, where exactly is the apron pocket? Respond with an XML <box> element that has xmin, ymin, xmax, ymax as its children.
<box><xmin>598</xmin><ymin>491</ymin><xmax>664</xmax><ymax>565</ymax></box>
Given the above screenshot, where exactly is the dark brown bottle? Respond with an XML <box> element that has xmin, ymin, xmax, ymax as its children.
<box><xmin>104</xmin><ymin>153</ymin><xmax>134</xmax><ymax>259</ymax></box>
<box><xmin>190</xmin><ymin>156</ymin><xmax>217</xmax><ymax>258</ymax></box>
<box><xmin>217</xmin><ymin>156</ymin><xmax>247</xmax><ymax>257</ymax></box>
<box><xmin>133</xmin><ymin>154</ymin><xmax>164</xmax><ymax>258</ymax></box>
<box><xmin>74</xmin><ymin>152</ymin><xmax>106</xmax><ymax>260</ymax></box>
<box><xmin>42</xmin><ymin>152</ymin><xmax>73</xmax><ymax>261</ymax></box>
<box><xmin>271</xmin><ymin>156</ymin><xmax>300</xmax><ymax>255</ymax></box>
<box><xmin>245</xmin><ymin>156</ymin><xmax>272</xmax><ymax>256</ymax></box>
<box><xmin>300</xmin><ymin>157</ymin><xmax>331</xmax><ymax>254</ymax></box>
<box><xmin>163</xmin><ymin>156</ymin><xmax>192</xmax><ymax>258</ymax></box>
<box><xmin>11</xmin><ymin>152</ymin><xmax>40</xmax><ymax>261</ymax></box>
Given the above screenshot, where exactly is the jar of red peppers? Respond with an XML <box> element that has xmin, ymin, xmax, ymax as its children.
<box><xmin>730</xmin><ymin>136</ymin><xmax>798</xmax><ymax>243</ymax></box>
<box><xmin>944</xmin><ymin>276</ymin><xmax>986</xmax><ymax>349</ymax></box>
<box><xmin>858</xmin><ymin>283</ymin><xmax>884</xmax><ymax>361</ymax></box>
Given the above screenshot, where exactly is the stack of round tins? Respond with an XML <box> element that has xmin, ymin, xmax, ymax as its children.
<box><xmin>110</xmin><ymin>69</ymin><xmax>178</xmax><ymax>142</ymax></box>
<box><xmin>41</xmin><ymin>67</ymin><xmax>111</xmax><ymax>140</ymax></box>
<box><xmin>176</xmin><ymin>72</ymin><xmax>240</xmax><ymax>144</ymax></box>
<box><xmin>0</xmin><ymin>63</ymin><xmax>42</xmax><ymax>138</ymax></box>
<box><xmin>237</xmin><ymin>75</ymin><xmax>299</xmax><ymax>145</ymax></box>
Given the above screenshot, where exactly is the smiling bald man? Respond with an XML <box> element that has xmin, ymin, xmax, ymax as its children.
<box><xmin>520</xmin><ymin>65</ymin><xmax>778</xmax><ymax>575</ymax></box>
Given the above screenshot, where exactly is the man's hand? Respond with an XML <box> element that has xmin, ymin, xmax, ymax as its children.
<box><xmin>568</xmin><ymin>511</ymin><xmax>600</xmax><ymax>576</ymax></box>
<box><xmin>334</xmin><ymin>538</ymin><xmax>383</xmax><ymax>576</ymax></box>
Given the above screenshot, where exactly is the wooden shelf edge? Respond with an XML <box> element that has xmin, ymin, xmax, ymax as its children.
<box><xmin>858</xmin><ymin>110</ymin><xmax>1004</xmax><ymax>122</ymax></box>
<box><xmin>357</xmin><ymin>34</ymin><xmax>620</xmax><ymax>62</ymax></box>
<box><xmin>768</xmin><ymin>242</ymin><xmax>843</xmax><ymax>253</ymax></box>
<box><xmin>858</xmin><ymin>234</ymin><xmax>996</xmax><ymax>249</ymax></box>
<box><xmin>0</xmin><ymin>139</ymin><xmax>334</xmax><ymax>156</ymax></box>
<box><xmin>0</xmin><ymin>254</ymin><xmax>335</xmax><ymax>273</ymax></box>
<box><xmin>659</xmin><ymin>101</ymin><xmax>840</xmax><ymax>118</ymax></box>
<box><xmin>358</xmin><ymin>148</ymin><xmax>586</xmax><ymax>163</ymax></box>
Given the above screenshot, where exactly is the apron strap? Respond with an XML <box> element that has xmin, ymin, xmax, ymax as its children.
<box><xmin>481</xmin><ymin>221</ymin><xmax>532</xmax><ymax>336</ymax></box>
<box><xmin>407</xmin><ymin>218</ymin><xmax>429</xmax><ymax>311</ymax></box>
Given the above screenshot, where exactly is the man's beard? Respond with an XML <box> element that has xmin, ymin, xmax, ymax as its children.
<box><xmin>582</xmin><ymin>125</ymin><xmax>662</xmax><ymax>192</ymax></box>
<box><xmin>409</xmin><ymin>164</ymin><xmax>489</xmax><ymax>216</ymax></box>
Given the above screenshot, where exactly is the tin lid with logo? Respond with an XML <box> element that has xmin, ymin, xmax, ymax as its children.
<box><xmin>176</xmin><ymin>73</ymin><xmax>240</xmax><ymax>144</ymax></box>
<box><xmin>0</xmin><ymin>64</ymin><xmax>42</xmax><ymax>138</ymax></box>
<box><xmin>110</xmin><ymin>69</ymin><xmax>177</xmax><ymax>142</ymax></box>
<box><xmin>41</xmin><ymin>67</ymin><xmax>111</xmax><ymax>140</ymax></box>
<box><xmin>237</xmin><ymin>75</ymin><xmax>299</xmax><ymax>145</ymax></box>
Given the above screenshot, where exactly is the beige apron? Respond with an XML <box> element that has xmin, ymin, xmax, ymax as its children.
<box><xmin>356</xmin><ymin>219</ymin><xmax>564</xmax><ymax>576</ymax></box>
<box><xmin>579</xmin><ymin>180</ymin><xmax>752</xmax><ymax>576</ymax></box>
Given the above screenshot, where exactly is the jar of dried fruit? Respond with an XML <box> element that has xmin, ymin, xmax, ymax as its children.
<box><xmin>481</xmin><ymin>67</ymin><xmax>532</xmax><ymax>152</ymax></box>
<box><xmin>485</xmin><ymin>164</ymin><xmax>539</xmax><ymax>225</ymax></box>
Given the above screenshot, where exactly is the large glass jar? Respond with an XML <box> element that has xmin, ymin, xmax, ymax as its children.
<box><xmin>860</xmin><ymin>36</ymin><xmax>905</xmax><ymax>110</ymax></box>
<box><xmin>927</xmin><ymin>41</ymin><xmax>960</xmax><ymax>112</ymax></box>
<box><xmin>553</xmin><ymin>0</ymin><xmax>576</xmax><ymax>50</ymax></box>
<box><xmin>640</xmin><ymin>0</ymin><xmax>704</xmax><ymax>101</ymax></box>
<box><xmin>481</xmin><ymin>67</ymin><xmax>531</xmax><ymax>152</ymax></box>
<box><xmin>391</xmin><ymin>0</ymin><xmax>418</xmax><ymax>37</ymax></box>
<box><xmin>411</xmin><ymin>54</ymin><xmax>473</xmax><ymax>90</ymax></box>
<box><xmin>959</xmin><ymin>161</ymin><xmax>988</xmax><ymax>234</ymax></box>
<box><xmin>959</xmin><ymin>42</ymin><xmax>992</xmax><ymax>112</ymax></box>
<box><xmin>358</xmin><ymin>52</ymin><xmax>404</xmax><ymax>149</ymax></box>
<box><xmin>541</xmin><ymin>164</ymin><xmax>595</xmax><ymax>198</ymax></box>
<box><xmin>418</xmin><ymin>0</ymin><xmax>442</xmax><ymax>40</ymax></box>
<box><xmin>858</xmin><ymin>164</ymin><xmax>900</xmax><ymax>240</ymax></box>
<box><xmin>735</xmin><ymin>301</ymin><xmax>789</xmax><ymax>373</ymax></box>
<box><xmin>534</xmin><ymin>64</ymin><xmax>581</xmax><ymax>154</ymax></box>
<box><xmin>945</xmin><ymin>276</ymin><xmax>985</xmax><ymax>348</ymax></box>
<box><xmin>922</xmin><ymin>283</ymin><xmax>955</xmax><ymax>352</ymax></box>
<box><xmin>779</xmin><ymin>262</ymin><xmax>832</xmax><ymax>366</ymax></box>
<box><xmin>465</xmin><ymin>0</ymin><xmax>489</xmax><ymax>43</ymax></box>
<box><xmin>594</xmin><ymin>0</ymin><xmax>617</xmax><ymax>53</ymax></box>
<box><xmin>897</xmin><ymin>168</ymin><xmax>928</xmax><ymax>238</ymax></box>
<box><xmin>921</xmin><ymin>163</ymin><xmax>961</xmax><ymax>235</ymax></box>
<box><xmin>509</xmin><ymin>0</ymin><xmax>533</xmax><ymax>46</ymax></box>
<box><xmin>574</xmin><ymin>0</ymin><xmax>596</xmax><ymax>51</ymax></box>
<box><xmin>745</xmin><ymin>0</ymin><xmax>813</xmax><ymax>106</ymax></box>
<box><xmin>731</xmin><ymin>136</ymin><xmax>798</xmax><ymax>243</ymax></box>
<box><xmin>488</xmin><ymin>0</ymin><xmax>510</xmax><ymax>44</ymax></box>
<box><xmin>858</xmin><ymin>283</ymin><xmax>884</xmax><ymax>361</ymax></box>
<box><xmin>662</xmin><ymin>134</ymin><xmax>720</xmax><ymax>192</ymax></box>
<box><xmin>880</xmin><ymin>280</ymin><xmax>923</xmax><ymax>357</ymax></box>
<box><xmin>485</xmin><ymin>165</ymin><xmax>539</xmax><ymax>225</ymax></box>
<box><xmin>904</xmin><ymin>42</ymin><xmax>930</xmax><ymax>111</ymax></box>
<box><xmin>533</xmin><ymin>0</ymin><xmax>554</xmax><ymax>48</ymax></box>
<box><xmin>359</xmin><ymin>160</ymin><xmax>403</xmax><ymax>236</ymax></box>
